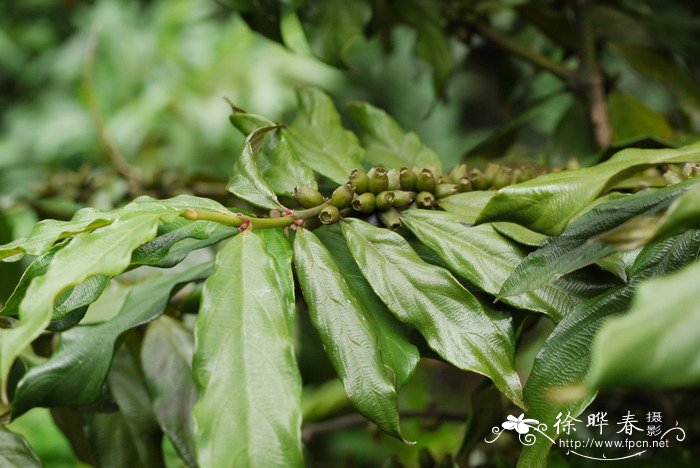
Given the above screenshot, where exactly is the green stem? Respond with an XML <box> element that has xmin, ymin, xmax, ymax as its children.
<box><xmin>180</xmin><ymin>203</ymin><xmax>329</xmax><ymax>230</ymax></box>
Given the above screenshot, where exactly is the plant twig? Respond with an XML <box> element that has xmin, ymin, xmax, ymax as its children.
<box><xmin>83</xmin><ymin>24</ymin><xmax>143</xmax><ymax>185</ymax></box>
<box><xmin>471</xmin><ymin>22</ymin><xmax>574</xmax><ymax>83</ymax></box>
<box><xmin>301</xmin><ymin>410</ymin><xmax>468</xmax><ymax>443</ymax></box>
<box><xmin>180</xmin><ymin>202</ymin><xmax>330</xmax><ymax>230</ymax></box>
<box><xmin>572</xmin><ymin>0</ymin><xmax>612</xmax><ymax>149</ymax></box>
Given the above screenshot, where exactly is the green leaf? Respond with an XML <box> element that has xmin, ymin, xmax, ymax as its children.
<box><xmin>229</xmin><ymin>109</ymin><xmax>317</xmax><ymax>196</ymax></box>
<box><xmin>347</xmin><ymin>102</ymin><xmax>442</xmax><ymax>170</ymax></box>
<box><xmin>11</xmin><ymin>262</ymin><xmax>212</xmax><ymax>417</ymax></box>
<box><xmin>588</xmin><ymin>259</ymin><xmax>700</xmax><ymax>390</ymax></box>
<box><xmin>142</xmin><ymin>316</ymin><xmax>197</xmax><ymax>468</ymax></box>
<box><xmin>301</xmin><ymin>0</ymin><xmax>371</xmax><ymax>66</ymax></box>
<box><xmin>226</xmin><ymin>126</ymin><xmax>284</xmax><ymax>209</ymax></box>
<box><xmin>0</xmin><ymin>213</ymin><xmax>161</xmax><ymax>408</ymax></box>
<box><xmin>286</xmin><ymin>87</ymin><xmax>364</xmax><ymax>184</ymax></box>
<box><xmin>499</xmin><ymin>178</ymin><xmax>700</xmax><ymax>298</ymax></box>
<box><xmin>314</xmin><ymin>225</ymin><xmax>419</xmax><ymax>387</ymax></box>
<box><xmin>294</xmin><ymin>229</ymin><xmax>407</xmax><ymax>441</ymax></box>
<box><xmin>193</xmin><ymin>230</ymin><xmax>303</xmax><ymax>467</ymax></box>
<box><xmin>0</xmin><ymin>426</ymin><xmax>41</xmax><ymax>467</ymax></box>
<box><xmin>518</xmin><ymin>230</ymin><xmax>700</xmax><ymax>466</ymax></box>
<box><xmin>85</xmin><ymin>343</ymin><xmax>165</xmax><ymax>468</ymax></box>
<box><xmin>607</xmin><ymin>91</ymin><xmax>675</xmax><ymax>144</ymax></box>
<box><xmin>438</xmin><ymin>191</ymin><xmax>496</xmax><ymax>223</ymax></box>
<box><xmin>340</xmin><ymin>218</ymin><xmax>524</xmax><ymax>407</ymax></box>
<box><xmin>393</xmin><ymin>0</ymin><xmax>455</xmax><ymax>97</ymax></box>
<box><xmin>492</xmin><ymin>222</ymin><xmax>545</xmax><ymax>247</ymax></box>
<box><xmin>401</xmin><ymin>210</ymin><xmax>609</xmax><ymax>321</ymax></box>
<box><xmin>476</xmin><ymin>142</ymin><xmax>700</xmax><ymax>235</ymax></box>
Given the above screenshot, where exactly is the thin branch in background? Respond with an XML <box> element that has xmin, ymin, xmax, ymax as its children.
<box><xmin>301</xmin><ymin>409</ymin><xmax>468</xmax><ymax>444</ymax></box>
<box><xmin>83</xmin><ymin>24</ymin><xmax>143</xmax><ymax>186</ymax></box>
<box><xmin>572</xmin><ymin>0</ymin><xmax>612</xmax><ymax>149</ymax></box>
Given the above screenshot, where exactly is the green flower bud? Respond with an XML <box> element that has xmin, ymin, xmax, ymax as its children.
<box><xmin>319</xmin><ymin>205</ymin><xmax>341</xmax><ymax>224</ymax></box>
<box><xmin>682</xmin><ymin>162</ymin><xmax>700</xmax><ymax>179</ymax></box>
<box><xmin>456</xmin><ymin>177</ymin><xmax>472</xmax><ymax>192</ymax></box>
<box><xmin>368</xmin><ymin>167</ymin><xmax>389</xmax><ymax>194</ymax></box>
<box><xmin>399</xmin><ymin>167</ymin><xmax>417</xmax><ymax>190</ymax></box>
<box><xmin>663</xmin><ymin>170</ymin><xmax>683</xmax><ymax>185</ymax></box>
<box><xmin>352</xmin><ymin>192</ymin><xmax>376</xmax><ymax>213</ymax></box>
<box><xmin>349</xmin><ymin>169</ymin><xmax>369</xmax><ymax>194</ymax></box>
<box><xmin>416</xmin><ymin>169</ymin><xmax>436</xmax><ymax>192</ymax></box>
<box><xmin>491</xmin><ymin>166</ymin><xmax>514</xmax><ymax>189</ymax></box>
<box><xmin>416</xmin><ymin>191</ymin><xmax>436</xmax><ymax>208</ymax></box>
<box><xmin>435</xmin><ymin>183</ymin><xmax>459</xmax><ymax>198</ymax></box>
<box><xmin>330</xmin><ymin>183</ymin><xmax>354</xmax><ymax>209</ymax></box>
<box><xmin>375</xmin><ymin>191</ymin><xmax>395</xmax><ymax>210</ymax></box>
<box><xmin>387</xmin><ymin>169</ymin><xmax>401</xmax><ymax>190</ymax></box>
<box><xmin>448</xmin><ymin>164</ymin><xmax>468</xmax><ymax>184</ymax></box>
<box><xmin>391</xmin><ymin>190</ymin><xmax>415</xmax><ymax>208</ymax></box>
<box><xmin>378</xmin><ymin>208</ymin><xmax>401</xmax><ymax>230</ymax></box>
<box><xmin>483</xmin><ymin>163</ymin><xmax>500</xmax><ymax>186</ymax></box>
<box><xmin>293</xmin><ymin>186</ymin><xmax>324</xmax><ymax>208</ymax></box>
<box><xmin>469</xmin><ymin>168</ymin><xmax>488</xmax><ymax>190</ymax></box>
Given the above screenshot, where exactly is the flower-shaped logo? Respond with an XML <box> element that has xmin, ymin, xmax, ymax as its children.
<box><xmin>502</xmin><ymin>414</ymin><xmax>539</xmax><ymax>434</ymax></box>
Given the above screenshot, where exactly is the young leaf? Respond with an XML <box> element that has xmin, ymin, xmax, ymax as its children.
<box><xmin>0</xmin><ymin>427</ymin><xmax>41</xmax><ymax>467</ymax></box>
<box><xmin>314</xmin><ymin>225</ymin><xmax>419</xmax><ymax>387</ymax></box>
<box><xmin>476</xmin><ymin>142</ymin><xmax>700</xmax><ymax>235</ymax></box>
<box><xmin>85</xmin><ymin>343</ymin><xmax>165</xmax><ymax>468</ymax></box>
<box><xmin>294</xmin><ymin>229</ymin><xmax>407</xmax><ymax>441</ymax></box>
<box><xmin>142</xmin><ymin>316</ymin><xmax>197</xmax><ymax>468</ymax></box>
<box><xmin>499</xmin><ymin>178</ymin><xmax>700</xmax><ymax>298</ymax></box>
<box><xmin>286</xmin><ymin>87</ymin><xmax>364</xmax><ymax>183</ymax></box>
<box><xmin>0</xmin><ymin>213</ymin><xmax>161</xmax><ymax>407</ymax></box>
<box><xmin>438</xmin><ymin>191</ymin><xmax>496</xmax><ymax>223</ymax></box>
<box><xmin>518</xmin><ymin>230</ymin><xmax>700</xmax><ymax>466</ymax></box>
<box><xmin>492</xmin><ymin>222</ymin><xmax>545</xmax><ymax>247</ymax></box>
<box><xmin>193</xmin><ymin>231</ymin><xmax>303</xmax><ymax>467</ymax></box>
<box><xmin>226</xmin><ymin>125</ymin><xmax>284</xmax><ymax>209</ymax></box>
<box><xmin>340</xmin><ymin>218</ymin><xmax>524</xmax><ymax>407</ymax></box>
<box><xmin>11</xmin><ymin>262</ymin><xmax>212</xmax><ymax>417</ymax></box>
<box><xmin>607</xmin><ymin>91</ymin><xmax>674</xmax><ymax>144</ymax></box>
<box><xmin>347</xmin><ymin>102</ymin><xmax>442</xmax><ymax>170</ymax></box>
<box><xmin>229</xmin><ymin>109</ymin><xmax>317</xmax><ymax>195</ymax></box>
<box><xmin>401</xmin><ymin>210</ymin><xmax>607</xmax><ymax>320</ymax></box>
<box><xmin>588</xmin><ymin>260</ymin><xmax>700</xmax><ymax>390</ymax></box>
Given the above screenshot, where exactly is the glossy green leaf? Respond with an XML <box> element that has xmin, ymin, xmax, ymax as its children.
<box><xmin>142</xmin><ymin>316</ymin><xmax>197</xmax><ymax>468</ymax></box>
<box><xmin>477</xmin><ymin>142</ymin><xmax>700</xmax><ymax>235</ymax></box>
<box><xmin>340</xmin><ymin>218</ymin><xmax>523</xmax><ymax>407</ymax></box>
<box><xmin>286</xmin><ymin>87</ymin><xmax>364</xmax><ymax>183</ymax></box>
<box><xmin>193</xmin><ymin>230</ymin><xmax>303</xmax><ymax>467</ymax></box>
<box><xmin>589</xmin><ymin>260</ymin><xmax>700</xmax><ymax>390</ymax></box>
<box><xmin>0</xmin><ymin>213</ymin><xmax>161</xmax><ymax>408</ymax></box>
<box><xmin>347</xmin><ymin>102</ymin><xmax>442</xmax><ymax>170</ymax></box>
<box><xmin>11</xmin><ymin>262</ymin><xmax>212</xmax><ymax>417</ymax></box>
<box><xmin>607</xmin><ymin>91</ymin><xmax>674</xmax><ymax>144</ymax></box>
<box><xmin>314</xmin><ymin>225</ymin><xmax>419</xmax><ymax>387</ymax></box>
<box><xmin>518</xmin><ymin>230</ymin><xmax>700</xmax><ymax>467</ymax></box>
<box><xmin>85</xmin><ymin>343</ymin><xmax>165</xmax><ymax>468</ymax></box>
<box><xmin>438</xmin><ymin>191</ymin><xmax>496</xmax><ymax>223</ymax></box>
<box><xmin>499</xmin><ymin>178</ymin><xmax>700</xmax><ymax>298</ymax></box>
<box><xmin>229</xmin><ymin>109</ymin><xmax>317</xmax><ymax>195</ymax></box>
<box><xmin>302</xmin><ymin>0</ymin><xmax>370</xmax><ymax>66</ymax></box>
<box><xmin>0</xmin><ymin>426</ymin><xmax>41</xmax><ymax>467</ymax></box>
<box><xmin>226</xmin><ymin>125</ymin><xmax>284</xmax><ymax>209</ymax></box>
<box><xmin>294</xmin><ymin>229</ymin><xmax>407</xmax><ymax>440</ymax></box>
<box><xmin>402</xmin><ymin>210</ymin><xmax>611</xmax><ymax>321</ymax></box>
<box><xmin>492</xmin><ymin>222</ymin><xmax>545</xmax><ymax>247</ymax></box>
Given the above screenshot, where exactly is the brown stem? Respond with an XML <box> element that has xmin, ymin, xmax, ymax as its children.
<box><xmin>572</xmin><ymin>0</ymin><xmax>612</xmax><ymax>149</ymax></box>
<box><xmin>301</xmin><ymin>410</ymin><xmax>468</xmax><ymax>443</ymax></box>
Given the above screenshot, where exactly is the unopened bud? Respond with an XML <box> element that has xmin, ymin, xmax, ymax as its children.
<box><xmin>399</xmin><ymin>167</ymin><xmax>417</xmax><ymax>190</ymax></box>
<box><xmin>375</xmin><ymin>191</ymin><xmax>395</xmax><ymax>210</ymax></box>
<box><xmin>368</xmin><ymin>167</ymin><xmax>389</xmax><ymax>194</ymax></box>
<box><xmin>448</xmin><ymin>164</ymin><xmax>468</xmax><ymax>184</ymax></box>
<box><xmin>483</xmin><ymin>163</ymin><xmax>500</xmax><ymax>186</ymax></box>
<box><xmin>416</xmin><ymin>191</ymin><xmax>436</xmax><ymax>208</ymax></box>
<box><xmin>469</xmin><ymin>168</ymin><xmax>488</xmax><ymax>190</ymax></box>
<box><xmin>352</xmin><ymin>192</ymin><xmax>376</xmax><ymax>213</ymax></box>
<box><xmin>319</xmin><ymin>205</ymin><xmax>341</xmax><ymax>224</ymax></box>
<box><xmin>378</xmin><ymin>208</ymin><xmax>401</xmax><ymax>230</ymax></box>
<box><xmin>491</xmin><ymin>166</ymin><xmax>514</xmax><ymax>189</ymax></box>
<box><xmin>682</xmin><ymin>162</ymin><xmax>700</xmax><ymax>179</ymax></box>
<box><xmin>456</xmin><ymin>177</ymin><xmax>472</xmax><ymax>192</ymax></box>
<box><xmin>435</xmin><ymin>183</ymin><xmax>459</xmax><ymax>198</ymax></box>
<box><xmin>330</xmin><ymin>183</ymin><xmax>354</xmax><ymax>209</ymax></box>
<box><xmin>293</xmin><ymin>186</ymin><xmax>324</xmax><ymax>208</ymax></box>
<box><xmin>391</xmin><ymin>190</ymin><xmax>415</xmax><ymax>208</ymax></box>
<box><xmin>349</xmin><ymin>169</ymin><xmax>369</xmax><ymax>194</ymax></box>
<box><xmin>387</xmin><ymin>169</ymin><xmax>401</xmax><ymax>190</ymax></box>
<box><xmin>416</xmin><ymin>168</ymin><xmax>436</xmax><ymax>192</ymax></box>
<box><xmin>663</xmin><ymin>170</ymin><xmax>683</xmax><ymax>186</ymax></box>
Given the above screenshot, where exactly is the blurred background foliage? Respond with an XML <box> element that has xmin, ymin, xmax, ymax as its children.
<box><xmin>2</xmin><ymin>0</ymin><xmax>700</xmax><ymax>466</ymax></box>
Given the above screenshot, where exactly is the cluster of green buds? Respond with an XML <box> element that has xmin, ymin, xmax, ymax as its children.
<box><xmin>292</xmin><ymin>162</ymin><xmax>544</xmax><ymax>230</ymax></box>
<box><xmin>664</xmin><ymin>162</ymin><xmax>700</xmax><ymax>185</ymax></box>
